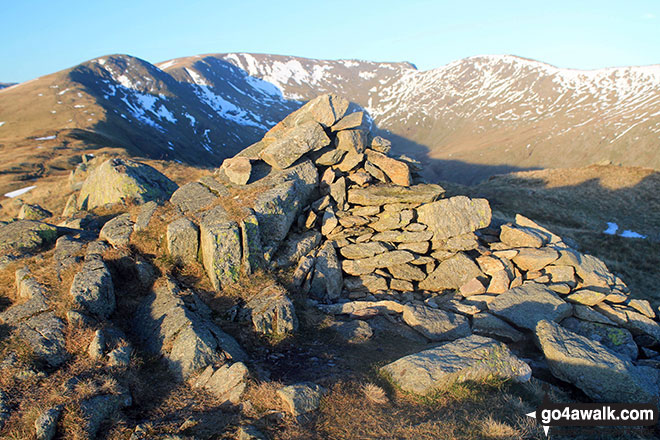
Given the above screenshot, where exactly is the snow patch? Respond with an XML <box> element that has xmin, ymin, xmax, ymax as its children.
<box><xmin>0</xmin><ymin>122</ymin><xmax>5</xmax><ymax>127</ymax></box>
<box><xmin>192</xmin><ymin>84</ymin><xmax>266</xmax><ymax>129</ymax></box>
<box><xmin>4</xmin><ymin>186</ymin><xmax>36</xmax><ymax>198</ymax></box>
<box><xmin>620</xmin><ymin>230</ymin><xmax>647</xmax><ymax>239</ymax></box>
<box><xmin>603</xmin><ymin>222</ymin><xmax>618</xmax><ymax>235</ymax></box>
<box><xmin>185</xmin><ymin>68</ymin><xmax>209</xmax><ymax>86</ymax></box>
<box><xmin>158</xmin><ymin>59</ymin><xmax>177</xmax><ymax>70</ymax></box>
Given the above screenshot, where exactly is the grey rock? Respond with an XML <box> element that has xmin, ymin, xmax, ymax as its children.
<box><xmin>34</xmin><ymin>406</ymin><xmax>62</xmax><ymax>440</ymax></box>
<box><xmin>133</xmin><ymin>277</ymin><xmax>246</xmax><ymax>380</ymax></box>
<box><xmin>329</xmin><ymin>319</ymin><xmax>373</xmax><ymax>343</ymax></box>
<box><xmin>240</xmin><ymin>211</ymin><xmax>265</xmax><ymax>274</ymax></box>
<box><xmin>311</xmin><ymin>146</ymin><xmax>347</xmax><ymax>166</ymax></box>
<box><xmin>99</xmin><ymin>213</ymin><xmax>134</xmax><ymax>247</ymax></box>
<box><xmin>554</xmin><ymin>248</ymin><xmax>615</xmax><ymax>289</ymax></box>
<box><xmin>343</xmin><ymin>274</ymin><xmax>388</xmax><ymax>292</ymax></box>
<box><xmin>334</xmin><ymin>148</ymin><xmax>364</xmax><ymax>172</ymax></box>
<box><xmin>241</xmin><ymin>284</ymin><xmax>298</xmax><ymax>335</ymax></box>
<box><xmin>388</xmin><ymin>263</ymin><xmax>426</xmax><ymax>281</ymax></box>
<box><xmin>416</xmin><ymin>196</ymin><xmax>491</xmax><ymax>240</ymax></box>
<box><xmin>107</xmin><ymin>345</ymin><xmax>132</xmax><ymax>367</ymax></box>
<box><xmin>277</xmin><ymin>382</ymin><xmax>326</xmax><ymax>416</ymax></box>
<box><xmin>79</xmin><ymin>391</ymin><xmax>132</xmax><ymax>438</ymax></box>
<box><xmin>336</xmin><ymin>128</ymin><xmax>368</xmax><ymax>153</ymax></box>
<box><xmin>402</xmin><ymin>304</ymin><xmax>471</xmax><ymax>341</ymax></box>
<box><xmin>54</xmin><ymin>236</ymin><xmax>83</xmax><ymax>270</ymax></box>
<box><xmin>561</xmin><ymin>317</ymin><xmax>638</xmax><ymax>360</ymax></box>
<box><xmin>512</xmin><ymin>247</ymin><xmax>559</xmax><ymax>271</ymax></box>
<box><xmin>0</xmin><ymin>220</ymin><xmax>58</xmax><ymax>253</ymax></box>
<box><xmin>269</xmin><ymin>93</ymin><xmax>348</xmax><ymax>130</ymax></box>
<box><xmin>331</xmin><ymin>111</ymin><xmax>365</xmax><ymax>132</ymax></box>
<box><xmin>260</xmin><ymin>121</ymin><xmax>330</xmax><ymax>169</ymax></box>
<box><xmin>572</xmin><ymin>304</ymin><xmax>616</xmax><ymax>325</ymax></box>
<box><xmin>499</xmin><ymin>224</ymin><xmax>546</xmax><ymax>248</ymax></box>
<box><xmin>167</xmin><ymin>217</ymin><xmax>199</xmax><ymax>265</ymax></box>
<box><xmin>236</xmin><ymin>425</ymin><xmax>267</xmax><ymax>440</ymax></box>
<box><xmin>339</xmin><ymin>241</ymin><xmax>391</xmax><ymax>259</ymax></box>
<box><xmin>381</xmin><ymin>335</ymin><xmax>531</xmax><ymax>395</ymax></box>
<box><xmin>77</xmin><ymin>158</ymin><xmax>177</xmax><ymax>210</ymax></box>
<box><xmin>309</xmin><ymin>242</ymin><xmax>343</xmax><ymax>301</ymax></box>
<box><xmin>329</xmin><ymin>176</ymin><xmax>347</xmax><ymax>208</ymax></box>
<box><xmin>70</xmin><ymin>258</ymin><xmax>115</xmax><ymax>319</ymax></box>
<box><xmin>370</xmin><ymin>136</ymin><xmax>392</xmax><ymax>154</ymax></box>
<box><xmin>192</xmin><ymin>362</ymin><xmax>249</xmax><ymax>405</ymax></box>
<box><xmin>19</xmin><ymin>203</ymin><xmax>52</xmax><ymax>221</ymax></box>
<box><xmin>418</xmin><ymin>253</ymin><xmax>483</xmax><ymax>291</ymax></box>
<box><xmin>88</xmin><ymin>329</ymin><xmax>105</xmax><ymax>360</ymax></box>
<box><xmin>342</xmin><ymin>250</ymin><xmax>415</xmax><ymax>276</ymax></box>
<box><xmin>472</xmin><ymin>312</ymin><xmax>524</xmax><ymax>342</ymax></box>
<box><xmin>371</xmin><ymin>229</ymin><xmax>434</xmax><ymax>243</ymax></box>
<box><xmin>170</xmin><ymin>182</ymin><xmax>217</xmax><ymax>214</ymax></box>
<box><xmin>222</xmin><ymin>157</ymin><xmax>252</xmax><ymax>185</ymax></box>
<box><xmin>274</xmin><ymin>231</ymin><xmax>321</xmax><ymax>268</ymax></box>
<box><xmin>348</xmin><ymin>184</ymin><xmax>444</xmax><ymax>206</ymax></box>
<box><xmin>134</xmin><ymin>200</ymin><xmax>158</xmax><ymax>232</ymax></box>
<box><xmin>488</xmin><ymin>283</ymin><xmax>572</xmax><ymax>330</ymax></box>
<box><xmin>200</xmin><ymin>218</ymin><xmax>241</xmax><ymax>290</ymax></box>
<box><xmin>536</xmin><ymin>320</ymin><xmax>658</xmax><ymax>403</ymax></box>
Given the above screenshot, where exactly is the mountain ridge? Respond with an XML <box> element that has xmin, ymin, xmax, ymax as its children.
<box><xmin>1</xmin><ymin>52</ymin><xmax>659</xmax><ymax>187</ymax></box>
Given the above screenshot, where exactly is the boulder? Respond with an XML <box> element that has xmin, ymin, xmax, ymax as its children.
<box><xmin>14</xmin><ymin>311</ymin><xmax>68</xmax><ymax>367</ymax></box>
<box><xmin>268</xmin><ymin>94</ymin><xmax>348</xmax><ymax>132</ymax></box>
<box><xmin>260</xmin><ymin>121</ymin><xmax>330</xmax><ymax>169</ymax></box>
<box><xmin>329</xmin><ymin>320</ymin><xmax>373</xmax><ymax>343</ymax></box>
<box><xmin>167</xmin><ymin>217</ymin><xmax>199</xmax><ymax>265</ymax></box>
<box><xmin>133</xmin><ymin>277</ymin><xmax>246</xmax><ymax>379</ymax></box>
<box><xmin>69</xmin><ymin>258</ymin><xmax>115</xmax><ymax>320</ymax></box>
<box><xmin>561</xmin><ymin>317</ymin><xmax>638</xmax><ymax>360</ymax></box>
<box><xmin>535</xmin><ymin>320</ymin><xmax>658</xmax><ymax>403</ymax></box>
<box><xmin>309</xmin><ymin>242</ymin><xmax>343</xmax><ymax>301</ymax></box>
<box><xmin>418</xmin><ymin>253</ymin><xmax>483</xmax><ymax>291</ymax></box>
<box><xmin>331</xmin><ymin>111</ymin><xmax>365</xmax><ymax>132</ymax></box>
<box><xmin>133</xmin><ymin>200</ymin><xmax>158</xmax><ymax>232</ymax></box>
<box><xmin>381</xmin><ymin>335</ymin><xmax>531</xmax><ymax>395</ymax></box>
<box><xmin>99</xmin><ymin>213</ymin><xmax>134</xmax><ymax>247</ymax></box>
<box><xmin>0</xmin><ymin>220</ymin><xmax>58</xmax><ymax>253</ymax></box>
<box><xmin>348</xmin><ymin>184</ymin><xmax>444</xmax><ymax>206</ymax></box>
<box><xmin>416</xmin><ymin>196</ymin><xmax>491</xmax><ymax>240</ymax></box>
<box><xmin>18</xmin><ymin>203</ymin><xmax>52</xmax><ymax>221</ymax></box>
<box><xmin>402</xmin><ymin>304</ymin><xmax>471</xmax><ymax>341</ymax></box>
<box><xmin>277</xmin><ymin>383</ymin><xmax>326</xmax><ymax>416</ymax></box>
<box><xmin>79</xmin><ymin>391</ymin><xmax>132</xmax><ymax>438</ymax></box>
<box><xmin>472</xmin><ymin>313</ymin><xmax>524</xmax><ymax>342</ymax></box>
<box><xmin>34</xmin><ymin>406</ymin><xmax>61</xmax><ymax>440</ymax></box>
<box><xmin>488</xmin><ymin>283</ymin><xmax>572</xmax><ymax>330</ymax></box>
<box><xmin>77</xmin><ymin>158</ymin><xmax>177</xmax><ymax>210</ymax></box>
<box><xmin>240</xmin><ymin>284</ymin><xmax>298</xmax><ymax>335</ymax></box>
<box><xmin>170</xmin><ymin>182</ymin><xmax>218</xmax><ymax>214</ymax></box>
<box><xmin>222</xmin><ymin>157</ymin><xmax>252</xmax><ymax>185</ymax></box>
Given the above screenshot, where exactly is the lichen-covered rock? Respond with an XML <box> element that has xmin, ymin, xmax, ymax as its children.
<box><xmin>15</xmin><ymin>312</ymin><xmax>68</xmax><ymax>367</ymax></box>
<box><xmin>488</xmin><ymin>283</ymin><xmax>572</xmax><ymax>330</ymax></box>
<box><xmin>167</xmin><ymin>217</ymin><xmax>199</xmax><ymax>265</ymax></box>
<box><xmin>99</xmin><ymin>213</ymin><xmax>134</xmax><ymax>247</ymax></box>
<box><xmin>170</xmin><ymin>182</ymin><xmax>218</xmax><ymax>214</ymax></box>
<box><xmin>0</xmin><ymin>220</ymin><xmax>58</xmax><ymax>253</ymax></box>
<box><xmin>18</xmin><ymin>203</ymin><xmax>52</xmax><ymax>221</ymax></box>
<box><xmin>240</xmin><ymin>211</ymin><xmax>265</xmax><ymax>274</ymax></box>
<box><xmin>499</xmin><ymin>224</ymin><xmax>547</xmax><ymax>248</ymax></box>
<box><xmin>200</xmin><ymin>215</ymin><xmax>242</xmax><ymax>290</ymax></box>
<box><xmin>381</xmin><ymin>335</ymin><xmax>531</xmax><ymax>395</ymax></box>
<box><xmin>402</xmin><ymin>304</ymin><xmax>471</xmax><ymax>341</ymax></box>
<box><xmin>416</xmin><ymin>196</ymin><xmax>491</xmax><ymax>240</ymax></box>
<box><xmin>561</xmin><ymin>317</ymin><xmax>638</xmax><ymax>360</ymax></box>
<box><xmin>70</xmin><ymin>258</ymin><xmax>115</xmax><ymax>320</ymax></box>
<box><xmin>536</xmin><ymin>320</ymin><xmax>657</xmax><ymax>403</ymax></box>
<box><xmin>133</xmin><ymin>277</ymin><xmax>247</xmax><ymax>379</ymax></box>
<box><xmin>332</xmin><ymin>111</ymin><xmax>366</xmax><ymax>132</ymax></box>
<box><xmin>240</xmin><ymin>284</ymin><xmax>298</xmax><ymax>335</ymax></box>
<box><xmin>77</xmin><ymin>158</ymin><xmax>177</xmax><ymax>210</ymax></box>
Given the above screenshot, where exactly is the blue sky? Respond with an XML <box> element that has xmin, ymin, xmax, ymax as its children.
<box><xmin>1</xmin><ymin>0</ymin><xmax>659</xmax><ymax>82</ymax></box>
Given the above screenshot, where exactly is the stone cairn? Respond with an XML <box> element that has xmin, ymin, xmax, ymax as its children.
<box><xmin>165</xmin><ymin>93</ymin><xmax>660</xmax><ymax>405</ymax></box>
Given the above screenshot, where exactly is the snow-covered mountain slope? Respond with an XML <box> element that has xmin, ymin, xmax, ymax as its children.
<box><xmin>1</xmin><ymin>52</ymin><xmax>659</xmax><ymax>184</ymax></box>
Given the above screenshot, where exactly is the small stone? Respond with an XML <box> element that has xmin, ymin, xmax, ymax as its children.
<box><xmin>628</xmin><ymin>299</ymin><xmax>655</xmax><ymax>319</ymax></box>
<box><xmin>344</xmin><ymin>275</ymin><xmax>388</xmax><ymax>292</ymax></box>
<box><xmin>222</xmin><ymin>157</ymin><xmax>252</xmax><ymax>185</ymax></box>
<box><xmin>99</xmin><ymin>213</ymin><xmax>134</xmax><ymax>247</ymax></box>
<box><xmin>370</xmin><ymin>136</ymin><xmax>392</xmax><ymax>154</ymax></box>
<box><xmin>397</xmin><ymin>241</ymin><xmax>430</xmax><ymax>254</ymax></box>
<box><xmin>335</xmin><ymin>149</ymin><xmax>364</xmax><ymax>172</ymax></box>
<box><xmin>365</xmin><ymin>150</ymin><xmax>411</xmax><ymax>186</ymax></box>
<box><xmin>34</xmin><ymin>406</ymin><xmax>61</xmax><ymax>440</ymax></box>
<box><xmin>460</xmin><ymin>277</ymin><xmax>486</xmax><ymax>296</ymax></box>
<box><xmin>133</xmin><ymin>200</ymin><xmax>158</xmax><ymax>232</ymax></box>
<box><xmin>241</xmin><ymin>284</ymin><xmax>298</xmax><ymax>335</ymax></box>
<box><xmin>19</xmin><ymin>203</ymin><xmax>52</xmax><ymax>221</ymax></box>
<box><xmin>388</xmin><ymin>263</ymin><xmax>426</xmax><ymax>281</ymax></box>
<box><xmin>331</xmin><ymin>111</ymin><xmax>365</xmax><ymax>132</ymax></box>
<box><xmin>512</xmin><ymin>247</ymin><xmax>559</xmax><ymax>271</ymax></box>
<box><xmin>500</xmin><ymin>224</ymin><xmax>546</xmax><ymax>248</ymax></box>
<box><xmin>487</xmin><ymin>270</ymin><xmax>511</xmax><ymax>294</ymax></box>
<box><xmin>277</xmin><ymin>383</ymin><xmax>325</xmax><ymax>416</ymax></box>
<box><xmin>390</xmin><ymin>279</ymin><xmax>414</xmax><ymax>291</ymax></box>
<box><xmin>567</xmin><ymin>289</ymin><xmax>607</xmax><ymax>306</ymax></box>
<box><xmin>472</xmin><ymin>312</ymin><xmax>524</xmax><ymax>342</ymax></box>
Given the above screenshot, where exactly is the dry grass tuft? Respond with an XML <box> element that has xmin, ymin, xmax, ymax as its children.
<box><xmin>480</xmin><ymin>416</ymin><xmax>521</xmax><ymax>439</ymax></box>
<box><xmin>362</xmin><ymin>383</ymin><xmax>388</xmax><ymax>405</ymax></box>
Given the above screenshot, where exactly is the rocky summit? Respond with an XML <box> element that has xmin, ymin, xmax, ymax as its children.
<box><xmin>0</xmin><ymin>92</ymin><xmax>659</xmax><ymax>439</ymax></box>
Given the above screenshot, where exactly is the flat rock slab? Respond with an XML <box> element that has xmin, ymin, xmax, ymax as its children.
<box><xmin>402</xmin><ymin>304</ymin><xmax>471</xmax><ymax>341</ymax></box>
<box><xmin>347</xmin><ymin>184</ymin><xmax>444</xmax><ymax>206</ymax></box>
<box><xmin>381</xmin><ymin>335</ymin><xmax>531</xmax><ymax>395</ymax></box>
<box><xmin>472</xmin><ymin>312</ymin><xmax>524</xmax><ymax>342</ymax></box>
<box><xmin>69</xmin><ymin>258</ymin><xmax>115</xmax><ymax>320</ymax></box>
<box><xmin>277</xmin><ymin>383</ymin><xmax>326</xmax><ymax>416</ymax></box>
<box><xmin>342</xmin><ymin>250</ymin><xmax>414</xmax><ymax>276</ymax></box>
<box><xmin>488</xmin><ymin>283</ymin><xmax>571</xmax><ymax>330</ymax></box>
<box><xmin>561</xmin><ymin>317</ymin><xmax>637</xmax><ymax>360</ymax></box>
<box><xmin>339</xmin><ymin>241</ymin><xmax>391</xmax><ymax>260</ymax></box>
<box><xmin>512</xmin><ymin>247</ymin><xmax>559</xmax><ymax>271</ymax></box>
<box><xmin>417</xmin><ymin>196</ymin><xmax>491</xmax><ymax>240</ymax></box>
<box><xmin>536</xmin><ymin>320</ymin><xmax>658</xmax><ymax>403</ymax></box>
<box><xmin>260</xmin><ymin>121</ymin><xmax>330</xmax><ymax>169</ymax></box>
<box><xmin>329</xmin><ymin>319</ymin><xmax>374</xmax><ymax>343</ymax></box>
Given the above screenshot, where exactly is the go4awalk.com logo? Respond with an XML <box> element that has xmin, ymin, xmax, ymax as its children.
<box><xmin>526</xmin><ymin>395</ymin><xmax>658</xmax><ymax>436</ymax></box>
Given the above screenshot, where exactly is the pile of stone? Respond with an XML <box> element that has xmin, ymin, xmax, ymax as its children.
<box><xmin>164</xmin><ymin>93</ymin><xmax>660</xmax><ymax>405</ymax></box>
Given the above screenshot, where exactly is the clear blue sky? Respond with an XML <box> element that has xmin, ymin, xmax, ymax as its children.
<box><xmin>1</xmin><ymin>0</ymin><xmax>659</xmax><ymax>82</ymax></box>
